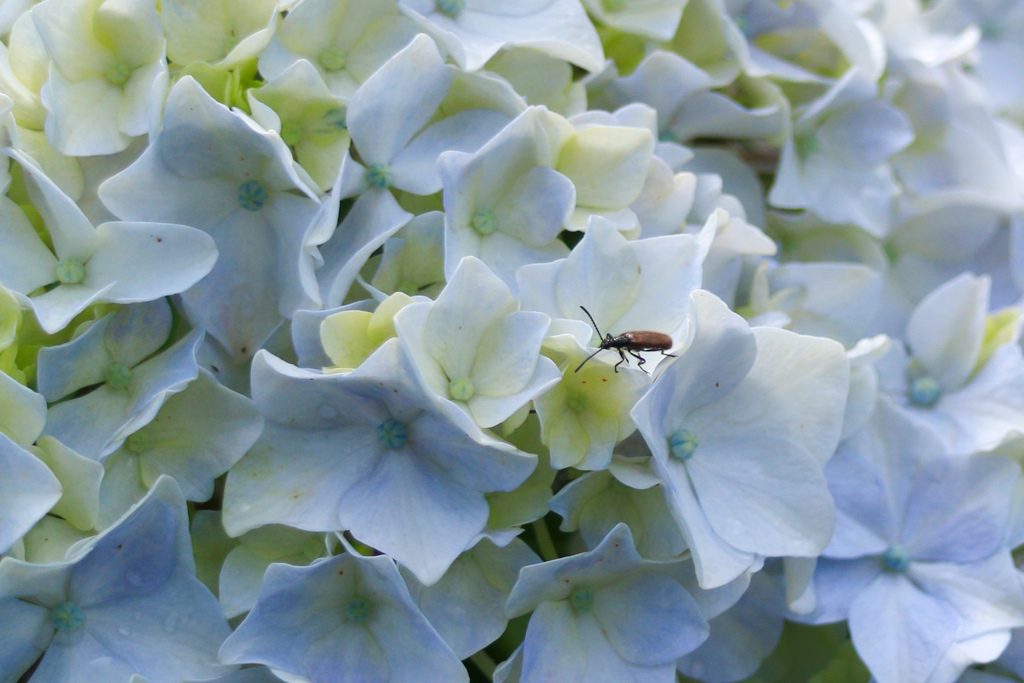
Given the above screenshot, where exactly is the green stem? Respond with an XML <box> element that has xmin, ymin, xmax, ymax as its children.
<box><xmin>532</xmin><ymin>518</ymin><xmax>558</xmax><ymax>562</ymax></box>
<box><xmin>470</xmin><ymin>650</ymin><xmax>496</xmax><ymax>678</ymax></box>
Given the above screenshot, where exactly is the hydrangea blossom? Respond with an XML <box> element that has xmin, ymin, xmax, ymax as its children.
<box><xmin>223</xmin><ymin>337</ymin><xmax>537</xmax><ymax>585</ymax></box>
<box><xmin>220</xmin><ymin>542</ymin><xmax>467</xmax><ymax>683</ymax></box>
<box><xmin>98</xmin><ymin>76</ymin><xmax>326</xmax><ymax>361</ymax></box>
<box><xmin>31</xmin><ymin>0</ymin><xmax>169</xmax><ymax>155</ymax></box>
<box><xmin>799</xmin><ymin>399</ymin><xmax>1024</xmax><ymax>683</ymax></box>
<box><xmin>0</xmin><ymin>476</ymin><xmax>234</xmax><ymax>683</ymax></box>
<box><xmin>1</xmin><ymin>1</ymin><xmax>1024</xmax><ymax>680</ymax></box>
<box><xmin>631</xmin><ymin>290</ymin><xmax>849</xmax><ymax>588</ymax></box>
<box><xmin>0</xmin><ymin>150</ymin><xmax>217</xmax><ymax>334</ymax></box>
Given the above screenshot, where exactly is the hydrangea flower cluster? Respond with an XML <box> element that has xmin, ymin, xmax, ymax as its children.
<box><xmin>4</xmin><ymin>1</ymin><xmax>1024</xmax><ymax>682</ymax></box>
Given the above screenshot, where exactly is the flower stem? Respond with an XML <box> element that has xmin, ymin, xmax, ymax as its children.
<box><xmin>533</xmin><ymin>518</ymin><xmax>558</xmax><ymax>562</ymax></box>
<box><xmin>470</xmin><ymin>650</ymin><xmax>496</xmax><ymax>677</ymax></box>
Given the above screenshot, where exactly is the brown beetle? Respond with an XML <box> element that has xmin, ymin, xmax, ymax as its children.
<box><xmin>575</xmin><ymin>306</ymin><xmax>675</xmax><ymax>374</ymax></box>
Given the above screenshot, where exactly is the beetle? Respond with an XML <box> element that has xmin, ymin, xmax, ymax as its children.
<box><xmin>575</xmin><ymin>306</ymin><xmax>675</xmax><ymax>374</ymax></box>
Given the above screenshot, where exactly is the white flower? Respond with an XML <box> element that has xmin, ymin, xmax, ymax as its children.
<box><xmin>0</xmin><ymin>150</ymin><xmax>217</xmax><ymax>334</ymax></box>
<box><xmin>631</xmin><ymin>290</ymin><xmax>849</xmax><ymax>588</ymax></box>
<box><xmin>0</xmin><ymin>476</ymin><xmax>234</xmax><ymax>683</ymax></box>
<box><xmin>98</xmin><ymin>77</ymin><xmax>325</xmax><ymax>361</ymax></box>
<box><xmin>398</xmin><ymin>0</ymin><xmax>603</xmax><ymax>72</ymax></box>
<box><xmin>32</xmin><ymin>0</ymin><xmax>169</xmax><ymax>155</ymax></box>
<box><xmin>395</xmin><ymin>256</ymin><xmax>562</xmax><ymax>429</ymax></box>
<box><xmin>161</xmin><ymin>0</ymin><xmax>279</xmax><ymax>69</ymax></box>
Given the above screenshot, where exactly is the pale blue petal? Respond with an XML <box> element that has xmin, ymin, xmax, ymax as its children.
<box><xmin>318</xmin><ymin>189</ymin><xmax>412</xmax><ymax>308</ymax></box>
<box><xmin>632</xmin><ymin>290</ymin><xmax>755</xmax><ymax>441</ymax></box>
<box><xmin>552</xmin><ymin>219</ymin><xmax>642</xmax><ymax>335</ymax></box>
<box><xmin>42</xmin><ymin>328</ymin><xmax>201</xmax><ymax>460</ymax></box>
<box><xmin>848</xmin><ymin>573</ymin><xmax>959</xmax><ymax>683</ymax></box>
<box><xmin>473</xmin><ymin>229</ymin><xmax>569</xmax><ymax>291</ymax></box>
<box><xmin>905</xmin><ymin>273</ymin><xmax>988</xmax><ymax>392</ymax></box>
<box><xmin>690</xmin><ymin>326</ymin><xmax>848</xmax><ymax>468</ymax></box>
<box><xmin>0</xmin><ymin>194</ymin><xmax>57</xmax><ymax>294</ymax></box>
<box><xmin>219</xmin><ymin>546</ymin><xmax>273</xmax><ymax>619</ymax></box>
<box><xmin>796</xmin><ymin>556</ymin><xmax>881</xmax><ymax>625</ymax></box>
<box><xmin>911</xmin><ymin>553</ymin><xmax>1024</xmax><ymax>637</ymax></box>
<box><xmin>470</xmin><ymin>310</ymin><xmax>550</xmax><ymax>397</ymax></box>
<box><xmin>592</xmin><ymin>570</ymin><xmax>708</xmax><ymax>665</ymax></box>
<box><xmin>901</xmin><ymin>454</ymin><xmax>1017</xmax><ymax>563</ymax></box>
<box><xmin>0</xmin><ymin>433</ymin><xmax>62</xmax><ymax>554</ymax></box>
<box><xmin>408</xmin><ymin>410</ymin><xmax>536</xmax><ymax>492</ymax></box>
<box><xmin>492</xmin><ymin>166</ymin><xmax>575</xmax><ymax>247</ymax></box>
<box><xmin>612</xmin><ymin>232</ymin><xmax>705</xmax><ymax>336</ymax></box>
<box><xmin>677</xmin><ymin>575</ymin><xmax>784</xmax><ymax>683</ymax></box>
<box><xmin>85</xmin><ymin>570</ymin><xmax>233</xmax><ymax>682</ymax></box>
<box><xmin>222</xmin><ymin>421</ymin><xmax>378</xmax><ymax>536</ymax></box>
<box><xmin>391</xmin><ymin>109</ymin><xmax>509</xmax><ymax>195</ymax></box>
<box><xmin>14</xmin><ymin>149</ymin><xmax>98</xmax><ymax>262</ymax></box>
<box><xmin>519</xmin><ymin>601</ymin><xmax>585</xmax><ymax>683</ymax></box>
<box><xmin>134</xmin><ymin>369</ymin><xmax>264</xmax><ymax>501</ymax></box>
<box><xmin>36</xmin><ymin>300</ymin><xmax>170</xmax><ymax>402</ymax></box>
<box><xmin>220</xmin><ymin>553</ymin><xmax>465</xmax><ymax>682</ymax></box>
<box><xmin>0</xmin><ymin>597</ymin><xmax>52</xmax><ymax>683</ymax></box>
<box><xmin>506</xmin><ymin>524</ymin><xmax>643</xmax><ymax>617</ymax></box>
<box><xmin>31</xmin><ymin>630</ymin><xmax>139</xmax><ymax>683</ymax></box>
<box><xmin>177</xmin><ymin>206</ymin><xmax>297</xmax><ymax>360</ymax></box>
<box><xmin>338</xmin><ymin>449</ymin><xmax>489</xmax><ymax>585</ymax></box>
<box><xmin>27</xmin><ymin>281</ymin><xmax>113</xmax><ymax>335</ymax></box>
<box><xmin>647</xmin><ymin>456</ymin><xmax>758</xmax><ymax>590</ymax></box>
<box><xmin>403</xmin><ymin>539</ymin><xmax>539</xmax><ymax>658</ymax></box>
<box><xmin>101</xmin><ymin>299</ymin><xmax>174</xmax><ymax>368</ymax></box>
<box><xmin>931</xmin><ymin>343</ymin><xmax>1024</xmax><ymax>453</ymax></box>
<box><xmin>98</xmin><ymin>141</ymin><xmax>239</xmax><ymax>228</ymax></box>
<box><xmin>467</xmin><ymin>353</ymin><xmax>561</xmax><ymax>428</ymax></box>
<box><xmin>347</xmin><ymin>34</ymin><xmax>451</xmax><ymax>165</ymax></box>
<box><xmin>86</xmin><ymin>222</ymin><xmax>218</xmax><ymax>302</ymax></box>
<box><xmin>249</xmin><ymin>351</ymin><xmax>388</xmax><ymax>428</ymax></box>
<box><xmin>0</xmin><ymin>372</ymin><xmax>46</xmax><ymax>445</ymax></box>
<box><xmin>685</xmin><ymin>435</ymin><xmax>834</xmax><ymax>557</ymax></box>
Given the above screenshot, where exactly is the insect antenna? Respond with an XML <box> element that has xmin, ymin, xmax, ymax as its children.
<box><xmin>575</xmin><ymin>306</ymin><xmax>605</xmax><ymax>373</ymax></box>
<box><xmin>575</xmin><ymin>347</ymin><xmax>604</xmax><ymax>373</ymax></box>
<box><xmin>579</xmin><ymin>306</ymin><xmax>603</xmax><ymax>338</ymax></box>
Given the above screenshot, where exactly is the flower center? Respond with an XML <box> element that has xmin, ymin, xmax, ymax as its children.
<box><xmin>104</xmin><ymin>61</ymin><xmax>132</xmax><ymax>86</ymax></box>
<box><xmin>881</xmin><ymin>544</ymin><xmax>911</xmax><ymax>573</ymax></box>
<box><xmin>124</xmin><ymin>430</ymin><xmax>151</xmax><ymax>453</ymax></box>
<box><xmin>602</xmin><ymin>0</ymin><xmax>626</xmax><ymax>11</ymax></box>
<box><xmin>376</xmin><ymin>418</ymin><xmax>408</xmax><ymax>449</ymax></box>
<box><xmin>238</xmin><ymin>180</ymin><xmax>268</xmax><ymax>211</ymax></box>
<box><xmin>366</xmin><ymin>163</ymin><xmax>393</xmax><ymax>190</ymax></box>
<box><xmin>795</xmin><ymin>134</ymin><xmax>818</xmax><ymax>158</ymax></box>
<box><xmin>569</xmin><ymin>588</ymin><xmax>594</xmax><ymax>613</ymax></box>
<box><xmin>437</xmin><ymin>0</ymin><xmax>465</xmax><ymax>16</ymax></box>
<box><xmin>55</xmin><ymin>258</ymin><xmax>85</xmax><ymax>285</ymax></box>
<box><xmin>908</xmin><ymin>376</ymin><xmax>941</xmax><ymax>408</ymax></box>
<box><xmin>345</xmin><ymin>596</ymin><xmax>371</xmax><ymax>623</ymax></box>
<box><xmin>472</xmin><ymin>209</ymin><xmax>497</xmax><ymax>235</ymax></box>
<box><xmin>105</xmin><ymin>363</ymin><xmax>132</xmax><ymax>390</ymax></box>
<box><xmin>51</xmin><ymin>601</ymin><xmax>85</xmax><ymax>632</ymax></box>
<box><xmin>669</xmin><ymin>429</ymin><xmax>698</xmax><ymax>460</ymax></box>
<box><xmin>448</xmin><ymin>377</ymin><xmax>475</xmax><ymax>401</ymax></box>
<box><xmin>281</xmin><ymin>121</ymin><xmax>304</xmax><ymax>146</ymax></box>
<box><xmin>319</xmin><ymin>47</ymin><xmax>347</xmax><ymax>72</ymax></box>
<box><xmin>565</xmin><ymin>392</ymin><xmax>587</xmax><ymax>413</ymax></box>
<box><xmin>322</xmin><ymin>108</ymin><xmax>347</xmax><ymax>130</ymax></box>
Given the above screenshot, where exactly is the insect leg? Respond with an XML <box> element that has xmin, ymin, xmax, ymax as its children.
<box><xmin>614</xmin><ymin>349</ymin><xmax>627</xmax><ymax>373</ymax></box>
<box><xmin>660</xmin><ymin>350</ymin><xmax>676</xmax><ymax>358</ymax></box>
<box><xmin>630</xmin><ymin>350</ymin><xmax>648</xmax><ymax>374</ymax></box>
